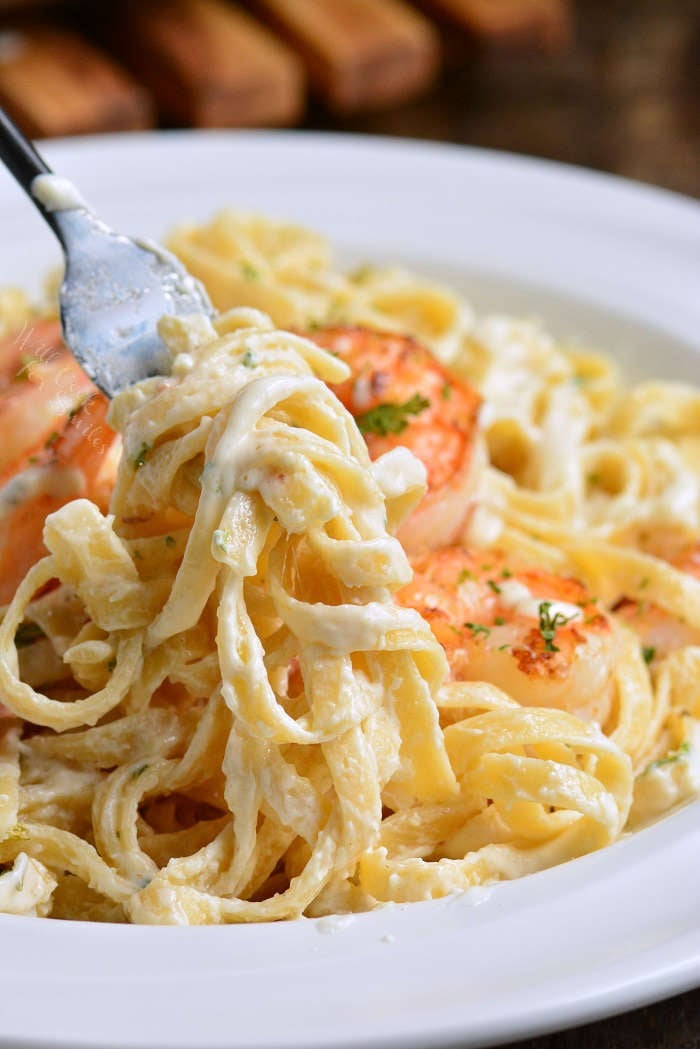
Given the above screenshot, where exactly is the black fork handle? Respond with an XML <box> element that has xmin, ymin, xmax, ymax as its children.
<box><xmin>0</xmin><ymin>106</ymin><xmax>64</xmax><ymax>241</ymax></box>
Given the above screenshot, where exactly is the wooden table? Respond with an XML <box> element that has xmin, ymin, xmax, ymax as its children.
<box><xmin>305</xmin><ymin>1</ymin><xmax>700</xmax><ymax>1045</ymax></box>
<box><xmin>303</xmin><ymin>0</ymin><xmax>700</xmax><ymax>199</ymax></box>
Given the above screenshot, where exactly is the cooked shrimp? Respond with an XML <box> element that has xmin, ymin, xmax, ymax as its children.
<box><xmin>306</xmin><ymin>327</ymin><xmax>482</xmax><ymax>553</ymax></box>
<box><xmin>0</xmin><ymin>394</ymin><xmax>119</xmax><ymax>606</ymax></box>
<box><xmin>612</xmin><ymin>542</ymin><xmax>700</xmax><ymax>660</ymax></box>
<box><xmin>396</xmin><ymin>547</ymin><xmax>617</xmax><ymax>725</ymax></box>
<box><xmin>0</xmin><ymin>319</ymin><xmax>95</xmax><ymax>483</ymax></box>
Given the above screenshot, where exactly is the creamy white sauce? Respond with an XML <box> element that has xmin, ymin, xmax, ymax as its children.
<box><xmin>0</xmin><ymin>853</ymin><xmax>55</xmax><ymax>916</ymax></box>
<box><xmin>31</xmin><ymin>175</ymin><xmax>87</xmax><ymax>213</ymax></box>
<box><xmin>369</xmin><ymin>446</ymin><xmax>426</xmax><ymax>498</ymax></box>
<box><xmin>497</xmin><ymin>579</ymin><xmax>583</xmax><ymax>623</ymax></box>
<box><xmin>316</xmin><ymin>913</ymin><xmax>356</xmax><ymax>934</ymax></box>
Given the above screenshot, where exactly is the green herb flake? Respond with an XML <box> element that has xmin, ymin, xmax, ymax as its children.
<box><xmin>587</xmin><ymin>472</ymin><xmax>601</xmax><ymax>486</ymax></box>
<box><xmin>494</xmin><ymin>616</ymin><xmax>506</xmax><ymax>626</ymax></box>
<box><xmin>165</xmin><ymin>535</ymin><xmax>176</xmax><ymax>547</ymax></box>
<box><xmin>497</xmin><ymin>643</ymin><xmax>511</xmax><ymax>652</ymax></box>
<box><xmin>537</xmin><ymin>600</ymin><xmax>576</xmax><ymax>653</ymax></box>
<box><xmin>464</xmin><ymin>622</ymin><xmax>491</xmax><ymax>638</ymax></box>
<box><xmin>241</xmin><ymin>349</ymin><xmax>257</xmax><ymax>368</ymax></box>
<box><xmin>457</xmin><ymin>569</ymin><xmax>473</xmax><ymax>584</ymax></box>
<box><xmin>642</xmin><ymin>646</ymin><xmax>656</xmax><ymax>665</ymax></box>
<box><xmin>14</xmin><ymin>622</ymin><xmax>46</xmax><ymax>647</ymax></box>
<box><xmin>642</xmin><ymin>741</ymin><xmax>691</xmax><ymax>776</ymax></box>
<box><xmin>487</xmin><ymin>580</ymin><xmax>502</xmax><ymax>595</ymax></box>
<box><xmin>67</xmin><ymin>396</ymin><xmax>88</xmax><ymax>421</ymax></box>
<box><xmin>130</xmin><ymin>763</ymin><xmax>149</xmax><ymax>780</ymax></box>
<box><xmin>213</xmin><ymin>528</ymin><xmax>232</xmax><ymax>552</ymax></box>
<box><xmin>356</xmin><ymin>394</ymin><xmax>430</xmax><ymax>437</ymax></box>
<box><xmin>241</xmin><ymin>261</ymin><xmax>260</xmax><ymax>281</ymax></box>
<box><xmin>441</xmin><ymin>383</ymin><xmax>452</xmax><ymax>400</ymax></box>
<box><xmin>639</xmin><ymin>577</ymin><xmax>650</xmax><ymax>590</ymax></box>
<box><xmin>133</xmin><ymin>442</ymin><xmax>151</xmax><ymax>469</ymax></box>
<box><xmin>501</xmin><ymin>568</ymin><xmax>513</xmax><ymax>579</ymax></box>
<box><xmin>44</xmin><ymin>430</ymin><xmax>60</xmax><ymax>450</ymax></box>
<box><xmin>107</xmin><ymin>657</ymin><xmax>117</xmax><ymax>672</ymax></box>
<box><xmin>350</xmin><ymin>264</ymin><xmax>374</xmax><ymax>284</ymax></box>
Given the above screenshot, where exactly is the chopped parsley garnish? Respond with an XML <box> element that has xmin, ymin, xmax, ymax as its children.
<box><xmin>14</xmin><ymin>622</ymin><xmax>45</xmax><ymax>647</ymax></box>
<box><xmin>501</xmin><ymin>568</ymin><xmax>513</xmax><ymax>579</ymax></box>
<box><xmin>67</xmin><ymin>396</ymin><xmax>88</xmax><ymax>421</ymax></box>
<box><xmin>457</xmin><ymin>569</ymin><xmax>473</xmax><ymax>584</ymax></box>
<box><xmin>241</xmin><ymin>349</ymin><xmax>257</xmax><ymax>367</ymax></box>
<box><xmin>494</xmin><ymin>616</ymin><xmax>506</xmax><ymax>626</ymax></box>
<box><xmin>133</xmin><ymin>442</ymin><xmax>151</xmax><ymax>469</ymax></box>
<box><xmin>487</xmin><ymin>580</ymin><xmax>501</xmax><ymax>595</ymax></box>
<box><xmin>441</xmin><ymin>383</ymin><xmax>452</xmax><ymax>400</ymax></box>
<box><xmin>13</xmin><ymin>353</ymin><xmax>38</xmax><ymax>382</ymax></box>
<box><xmin>537</xmin><ymin>601</ymin><xmax>576</xmax><ymax>653</ymax></box>
<box><xmin>356</xmin><ymin>394</ymin><xmax>430</xmax><ymax>437</ymax></box>
<box><xmin>44</xmin><ymin>431</ymin><xmax>60</xmax><ymax>449</ymax></box>
<box><xmin>165</xmin><ymin>535</ymin><xmax>176</xmax><ymax>547</ymax></box>
<box><xmin>642</xmin><ymin>646</ymin><xmax>656</xmax><ymax>665</ymax></box>
<box><xmin>639</xmin><ymin>577</ymin><xmax>650</xmax><ymax>590</ymax></box>
<box><xmin>240</xmin><ymin>261</ymin><xmax>260</xmax><ymax>281</ymax></box>
<box><xmin>464</xmin><ymin>622</ymin><xmax>491</xmax><ymax>638</ymax></box>
<box><xmin>350</xmin><ymin>264</ymin><xmax>374</xmax><ymax>284</ymax></box>
<box><xmin>130</xmin><ymin>763</ymin><xmax>149</xmax><ymax>780</ymax></box>
<box><xmin>587</xmin><ymin>472</ymin><xmax>601</xmax><ymax>486</ymax></box>
<box><xmin>641</xmin><ymin>741</ymin><xmax>691</xmax><ymax>776</ymax></box>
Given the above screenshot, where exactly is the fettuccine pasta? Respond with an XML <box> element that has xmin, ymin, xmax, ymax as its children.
<box><xmin>0</xmin><ymin>210</ymin><xmax>696</xmax><ymax>924</ymax></box>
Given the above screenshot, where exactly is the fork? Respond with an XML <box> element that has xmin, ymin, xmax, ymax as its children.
<box><xmin>0</xmin><ymin>107</ymin><xmax>213</xmax><ymax>397</ymax></box>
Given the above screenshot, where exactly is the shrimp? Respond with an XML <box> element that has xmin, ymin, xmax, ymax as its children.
<box><xmin>0</xmin><ymin>318</ymin><xmax>95</xmax><ymax>483</ymax></box>
<box><xmin>612</xmin><ymin>542</ymin><xmax>700</xmax><ymax>660</ymax></box>
<box><xmin>0</xmin><ymin>393</ymin><xmax>120</xmax><ymax>607</ymax></box>
<box><xmin>306</xmin><ymin>327</ymin><xmax>482</xmax><ymax>553</ymax></box>
<box><xmin>396</xmin><ymin>547</ymin><xmax>617</xmax><ymax>726</ymax></box>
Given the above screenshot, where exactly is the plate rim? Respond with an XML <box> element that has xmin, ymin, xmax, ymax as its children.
<box><xmin>0</xmin><ymin>129</ymin><xmax>698</xmax><ymax>1049</ymax></box>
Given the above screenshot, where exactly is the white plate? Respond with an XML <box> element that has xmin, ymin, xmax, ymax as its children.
<box><xmin>0</xmin><ymin>131</ymin><xmax>699</xmax><ymax>1049</ymax></box>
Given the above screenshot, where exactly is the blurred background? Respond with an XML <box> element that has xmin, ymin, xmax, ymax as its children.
<box><xmin>0</xmin><ymin>0</ymin><xmax>697</xmax><ymax>197</ymax></box>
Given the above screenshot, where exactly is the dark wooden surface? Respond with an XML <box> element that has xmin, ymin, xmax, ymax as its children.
<box><xmin>306</xmin><ymin>1</ymin><xmax>700</xmax><ymax>1045</ymax></box>
<box><xmin>304</xmin><ymin>0</ymin><xmax>700</xmax><ymax>199</ymax></box>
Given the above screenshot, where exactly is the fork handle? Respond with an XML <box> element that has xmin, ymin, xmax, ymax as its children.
<box><xmin>0</xmin><ymin>106</ymin><xmax>65</xmax><ymax>239</ymax></box>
